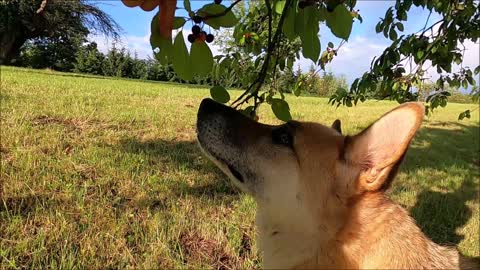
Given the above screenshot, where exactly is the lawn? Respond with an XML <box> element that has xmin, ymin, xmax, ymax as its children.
<box><xmin>1</xmin><ymin>66</ymin><xmax>479</xmax><ymax>269</ymax></box>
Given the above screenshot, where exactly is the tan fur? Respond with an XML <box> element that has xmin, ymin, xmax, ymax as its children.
<box><xmin>196</xmin><ymin>100</ymin><xmax>478</xmax><ymax>269</ymax></box>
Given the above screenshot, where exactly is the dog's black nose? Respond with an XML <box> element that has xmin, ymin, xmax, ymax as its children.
<box><xmin>197</xmin><ymin>98</ymin><xmax>242</xmax><ymax>122</ymax></box>
<box><xmin>198</xmin><ymin>98</ymin><xmax>227</xmax><ymax>117</ymax></box>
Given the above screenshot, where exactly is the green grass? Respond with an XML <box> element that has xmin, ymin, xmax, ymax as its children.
<box><xmin>1</xmin><ymin>66</ymin><xmax>479</xmax><ymax>269</ymax></box>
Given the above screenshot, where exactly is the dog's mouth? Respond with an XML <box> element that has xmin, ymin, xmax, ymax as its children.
<box><xmin>227</xmin><ymin>164</ymin><xmax>244</xmax><ymax>183</ymax></box>
<box><xmin>197</xmin><ymin>140</ymin><xmax>245</xmax><ymax>184</ymax></box>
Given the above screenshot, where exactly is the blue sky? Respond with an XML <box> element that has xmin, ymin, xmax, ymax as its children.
<box><xmin>92</xmin><ymin>0</ymin><xmax>479</xmax><ymax>84</ymax></box>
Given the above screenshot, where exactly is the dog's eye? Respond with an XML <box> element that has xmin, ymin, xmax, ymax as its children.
<box><xmin>272</xmin><ymin>126</ymin><xmax>293</xmax><ymax>148</ymax></box>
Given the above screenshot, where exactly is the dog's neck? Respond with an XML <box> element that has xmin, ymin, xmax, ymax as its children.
<box><xmin>336</xmin><ymin>192</ymin><xmax>463</xmax><ymax>269</ymax></box>
<box><xmin>257</xmin><ymin>192</ymin><xmax>464</xmax><ymax>269</ymax></box>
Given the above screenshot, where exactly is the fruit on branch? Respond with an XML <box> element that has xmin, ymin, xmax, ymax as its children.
<box><xmin>199</xmin><ymin>31</ymin><xmax>207</xmax><ymax>42</ymax></box>
<box><xmin>214</xmin><ymin>0</ymin><xmax>222</xmax><ymax>4</ymax></box>
<box><xmin>188</xmin><ymin>34</ymin><xmax>195</xmax><ymax>43</ymax></box>
<box><xmin>192</xmin><ymin>25</ymin><xmax>201</xmax><ymax>35</ymax></box>
<box><xmin>193</xmin><ymin>15</ymin><xmax>203</xmax><ymax>24</ymax></box>
<box><xmin>206</xmin><ymin>34</ymin><xmax>214</xmax><ymax>43</ymax></box>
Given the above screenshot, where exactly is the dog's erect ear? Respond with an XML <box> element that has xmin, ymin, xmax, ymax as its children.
<box><xmin>345</xmin><ymin>102</ymin><xmax>424</xmax><ymax>192</ymax></box>
<box><xmin>332</xmin><ymin>119</ymin><xmax>342</xmax><ymax>134</ymax></box>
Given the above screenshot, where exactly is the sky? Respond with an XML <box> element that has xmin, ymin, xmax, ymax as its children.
<box><xmin>91</xmin><ymin>0</ymin><xmax>479</xmax><ymax>85</ymax></box>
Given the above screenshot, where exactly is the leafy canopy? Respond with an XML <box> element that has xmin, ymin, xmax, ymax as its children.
<box><xmin>122</xmin><ymin>0</ymin><xmax>479</xmax><ymax>121</ymax></box>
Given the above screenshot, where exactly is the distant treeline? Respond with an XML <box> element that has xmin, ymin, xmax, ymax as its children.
<box><xmin>13</xmin><ymin>38</ymin><xmax>473</xmax><ymax>103</ymax></box>
<box><xmin>15</xmin><ymin>38</ymin><xmax>350</xmax><ymax>97</ymax></box>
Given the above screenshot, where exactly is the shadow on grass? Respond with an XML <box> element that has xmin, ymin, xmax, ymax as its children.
<box><xmin>0</xmin><ymin>195</ymin><xmax>69</xmax><ymax>217</ymax></box>
<box><xmin>117</xmin><ymin>137</ymin><xmax>239</xmax><ymax>198</ymax></box>
<box><xmin>410</xmin><ymin>180</ymin><xmax>478</xmax><ymax>246</ymax></box>
<box><xmin>402</xmin><ymin>123</ymin><xmax>479</xmax><ymax>247</ymax></box>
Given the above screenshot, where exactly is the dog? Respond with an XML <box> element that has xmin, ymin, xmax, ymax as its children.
<box><xmin>196</xmin><ymin>98</ymin><xmax>477</xmax><ymax>269</ymax></box>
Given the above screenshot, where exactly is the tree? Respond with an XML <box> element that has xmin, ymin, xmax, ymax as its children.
<box><xmin>0</xmin><ymin>0</ymin><xmax>120</xmax><ymax>65</ymax></box>
<box><xmin>74</xmin><ymin>42</ymin><xmax>105</xmax><ymax>75</ymax></box>
<box><xmin>19</xmin><ymin>33</ymin><xmax>86</xmax><ymax>71</ymax></box>
<box><xmin>125</xmin><ymin>1</ymin><xmax>480</xmax><ymax>120</ymax></box>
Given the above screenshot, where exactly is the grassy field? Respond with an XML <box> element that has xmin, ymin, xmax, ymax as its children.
<box><xmin>1</xmin><ymin>66</ymin><xmax>479</xmax><ymax>269</ymax></box>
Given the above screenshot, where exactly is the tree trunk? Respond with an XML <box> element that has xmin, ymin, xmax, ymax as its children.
<box><xmin>0</xmin><ymin>31</ymin><xmax>27</xmax><ymax>65</ymax></box>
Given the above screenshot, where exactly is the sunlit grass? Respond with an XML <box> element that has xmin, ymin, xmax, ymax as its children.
<box><xmin>1</xmin><ymin>66</ymin><xmax>478</xmax><ymax>268</ymax></box>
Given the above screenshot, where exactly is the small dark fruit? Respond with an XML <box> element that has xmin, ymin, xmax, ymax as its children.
<box><xmin>193</xmin><ymin>15</ymin><xmax>202</xmax><ymax>24</ymax></box>
<box><xmin>214</xmin><ymin>0</ymin><xmax>222</xmax><ymax>4</ymax></box>
<box><xmin>206</xmin><ymin>34</ymin><xmax>214</xmax><ymax>43</ymax></box>
<box><xmin>192</xmin><ymin>25</ymin><xmax>201</xmax><ymax>35</ymax></box>
<box><xmin>198</xmin><ymin>32</ymin><xmax>207</xmax><ymax>42</ymax></box>
<box><xmin>187</xmin><ymin>34</ymin><xmax>195</xmax><ymax>43</ymax></box>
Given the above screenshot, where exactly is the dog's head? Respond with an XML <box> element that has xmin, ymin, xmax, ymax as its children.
<box><xmin>196</xmin><ymin>98</ymin><xmax>423</xmax><ymax>231</ymax></box>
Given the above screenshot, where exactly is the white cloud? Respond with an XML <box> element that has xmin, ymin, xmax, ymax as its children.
<box><xmin>88</xmin><ymin>33</ymin><xmax>153</xmax><ymax>59</ymax></box>
<box><xmin>295</xmin><ymin>36</ymin><xmax>479</xmax><ymax>86</ymax></box>
<box><xmin>89</xmin><ymin>29</ymin><xmax>223</xmax><ymax>60</ymax></box>
<box><xmin>295</xmin><ymin>36</ymin><xmax>389</xmax><ymax>83</ymax></box>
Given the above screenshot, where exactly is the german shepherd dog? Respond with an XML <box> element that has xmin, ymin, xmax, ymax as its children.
<box><xmin>196</xmin><ymin>98</ymin><xmax>477</xmax><ymax>269</ymax></box>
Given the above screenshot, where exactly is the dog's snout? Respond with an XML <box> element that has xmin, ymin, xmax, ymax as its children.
<box><xmin>197</xmin><ymin>98</ymin><xmax>241</xmax><ymax>123</ymax></box>
<box><xmin>198</xmin><ymin>98</ymin><xmax>225</xmax><ymax>118</ymax></box>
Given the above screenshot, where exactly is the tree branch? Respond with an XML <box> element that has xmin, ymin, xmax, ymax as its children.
<box><xmin>231</xmin><ymin>0</ymin><xmax>292</xmax><ymax>109</ymax></box>
<box><xmin>36</xmin><ymin>0</ymin><xmax>48</xmax><ymax>14</ymax></box>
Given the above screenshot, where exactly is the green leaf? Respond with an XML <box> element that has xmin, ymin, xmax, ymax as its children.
<box><xmin>282</xmin><ymin>4</ymin><xmax>296</xmax><ymax>40</ymax></box>
<box><xmin>210</xmin><ymin>86</ymin><xmax>230</xmax><ymax>103</ymax></box>
<box><xmin>198</xmin><ymin>4</ymin><xmax>239</xmax><ymax>29</ymax></box>
<box><xmin>375</xmin><ymin>21</ymin><xmax>383</xmax><ymax>33</ymax></box>
<box><xmin>326</xmin><ymin>4</ymin><xmax>353</xmax><ymax>40</ymax></box>
<box><xmin>154</xmin><ymin>39</ymin><xmax>173</xmax><ymax>65</ymax></box>
<box><xmin>336</xmin><ymin>87</ymin><xmax>348</xmax><ymax>97</ymax></box>
<box><xmin>173</xmin><ymin>17</ymin><xmax>186</xmax><ymax>29</ymax></box>
<box><xmin>241</xmin><ymin>106</ymin><xmax>255</xmax><ymax>118</ymax></box>
<box><xmin>416</xmin><ymin>50</ymin><xmax>424</xmax><ymax>59</ymax></box>
<box><xmin>297</xmin><ymin>7</ymin><xmax>321</xmax><ymax>62</ymax></box>
<box><xmin>474</xmin><ymin>65</ymin><xmax>480</xmax><ymax>75</ymax></box>
<box><xmin>458</xmin><ymin>110</ymin><xmax>470</xmax><ymax>120</ymax></box>
<box><xmin>172</xmin><ymin>32</ymin><xmax>193</xmax><ymax>81</ymax></box>
<box><xmin>150</xmin><ymin>13</ymin><xmax>162</xmax><ymax>49</ymax></box>
<box><xmin>440</xmin><ymin>98</ymin><xmax>447</xmax><ymax>107</ymax></box>
<box><xmin>275</xmin><ymin>0</ymin><xmax>286</xmax><ymax>15</ymax></box>
<box><xmin>271</xmin><ymin>99</ymin><xmax>292</xmax><ymax>121</ymax></box>
<box><xmin>294</xmin><ymin>84</ymin><xmax>301</xmax><ymax>96</ymax></box>
<box><xmin>396</xmin><ymin>22</ymin><xmax>404</xmax><ymax>31</ymax></box>
<box><xmin>389</xmin><ymin>27</ymin><xmax>398</xmax><ymax>40</ymax></box>
<box><xmin>190</xmin><ymin>41</ymin><xmax>213</xmax><ymax>77</ymax></box>
<box><xmin>397</xmin><ymin>9</ymin><xmax>407</xmax><ymax>20</ymax></box>
<box><xmin>392</xmin><ymin>82</ymin><xmax>400</xmax><ymax>91</ymax></box>
<box><xmin>357</xmin><ymin>14</ymin><xmax>363</xmax><ymax>23</ymax></box>
<box><xmin>184</xmin><ymin>0</ymin><xmax>192</xmax><ymax>12</ymax></box>
<box><xmin>466</xmin><ymin>75</ymin><xmax>476</xmax><ymax>86</ymax></box>
<box><xmin>151</xmin><ymin>13</ymin><xmax>173</xmax><ymax>65</ymax></box>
